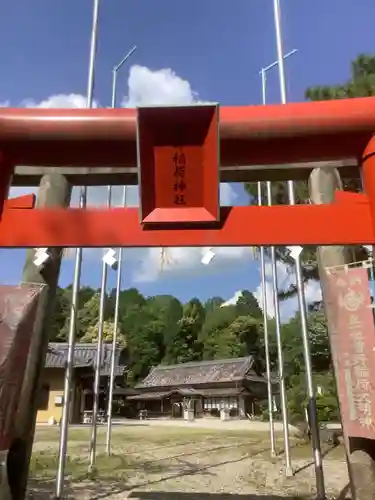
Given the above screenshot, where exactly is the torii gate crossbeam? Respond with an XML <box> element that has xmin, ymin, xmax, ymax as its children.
<box><xmin>0</xmin><ymin>98</ymin><xmax>375</xmax><ymax>248</ymax></box>
<box><xmin>0</xmin><ymin>96</ymin><xmax>374</xmax><ymax>166</ymax></box>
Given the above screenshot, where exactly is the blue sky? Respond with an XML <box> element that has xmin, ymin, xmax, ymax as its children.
<box><xmin>0</xmin><ymin>0</ymin><xmax>374</xmax><ymax>316</ymax></box>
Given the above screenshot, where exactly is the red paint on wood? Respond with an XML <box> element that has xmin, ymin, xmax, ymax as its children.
<box><xmin>0</xmin><ymin>199</ymin><xmax>372</xmax><ymax>248</ymax></box>
<box><xmin>0</xmin><ymin>97</ymin><xmax>375</xmax><ymax>166</ymax></box>
<box><xmin>138</xmin><ymin>105</ymin><xmax>220</xmax><ymax>224</ymax></box>
<box><xmin>0</xmin><ymin>153</ymin><xmax>14</xmax><ymax>220</ymax></box>
<box><xmin>4</xmin><ymin>194</ymin><xmax>35</xmax><ymax>209</ymax></box>
<box><xmin>333</xmin><ymin>191</ymin><xmax>368</xmax><ymax>204</ymax></box>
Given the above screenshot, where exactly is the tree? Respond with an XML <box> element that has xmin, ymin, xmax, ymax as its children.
<box><xmin>235</xmin><ymin>290</ymin><xmax>262</xmax><ymax>318</ymax></box>
<box><xmin>284</xmin><ymin>311</ymin><xmax>336</xmax><ymax>424</ymax></box>
<box><xmin>273</xmin><ymin>310</ymin><xmax>331</xmax><ymax>380</ymax></box>
<box><xmin>227</xmin><ymin>315</ymin><xmax>262</xmax><ymax>357</ymax></box>
<box><xmin>306</xmin><ymin>54</ymin><xmax>375</xmax><ymax>100</ymax></box>
<box><xmin>111</xmin><ymin>287</ymin><xmax>146</xmax><ymax>318</ymax></box>
<box><xmin>287</xmin><ymin>371</ymin><xmax>339</xmax><ymax>423</ymax></box>
<box><xmin>125</xmin><ymin>303</ymin><xmax>166</xmax><ymax>384</ymax></box>
<box><xmin>54</xmin><ymin>286</ymin><xmax>97</xmax><ymax>341</ymax></box>
<box><xmin>147</xmin><ymin>295</ymin><xmax>183</xmax><ymax>349</ymax></box>
<box><xmin>183</xmin><ymin>298</ymin><xmax>206</xmax><ymax>327</ymax></box>
<box><xmin>163</xmin><ymin>298</ymin><xmax>205</xmax><ymax>364</ymax></box>
<box><xmin>204</xmin><ymin>296</ymin><xmax>225</xmax><ymax>314</ymax></box>
<box><xmin>49</xmin><ymin>287</ymin><xmax>72</xmax><ymax>341</ymax></box>
<box><xmin>307</xmin><ymin>311</ymin><xmax>332</xmax><ymax>372</ymax></box>
<box><xmin>199</xmin><ymin>305</ymin><xmax>239</xmax><ymax>359</ymax></box>
<box><xmin>80</xmin><ymin>320</ymin><xmax>127</xmax><ymax>347</ymax></box>
<box><xmin>198</xmin><ymin>300</ymin><xmax>263</xmax><ymax>361</ymax></box>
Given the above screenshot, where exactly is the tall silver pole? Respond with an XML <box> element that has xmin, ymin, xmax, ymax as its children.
<box><xmin>88</xmin><ymin>188</ymin><xmax>111</xmax><ymax>473</ymax></box>
<box><xmin>103</xmin><ymin>46</ymin><xmax>136</xmax><ymax>455</ymax></box>
<box><xmin>55</xmin><ymin>192</ymin><xmax>84</xmax><ymax>499</ymax></box>
<box><xmin>266</xmin><ymin>182</ymin><xmax>293</xmax><ymax>476</ymax></box>
<box><xmin>111</xmin><ymin>69</ymin><xmax>118</xmax><ymax>109</ymax></box>
<box><xmin>259</xmin><ymin>49</ymin><xmax>296</xmax><ymax>462</ymax></box>
<box><xmin>55</xmin><ymin>0</ymin><xmax>100</xmax><ymax>497</ymax></box>
<box><xmin>110</xmin><ymin>46</ymin><xmax>137</xmax><ymax>109</ymax></box>
<box><xmin>106</xmin><ymin>186</ymin><xmax>127</xmax><ymax>455</ymax></box>
<box><xmin>86</xmin><ymin>0</ymin><xmax>100</xmax><ymax>109</ymax></box>
<box><xmin>273</xmin><ymin>0</ymin><xmax>288</xmax><ymax>105</ymax></box>
<box><xmin>272</xmin><ymin>0</ymin><xmax>325</xmax><ymax>496</ymax></box>
<box><xmin>258</xmin><ymin>178</ymin><xmax>276</xmax><ymax>457</ymax></box>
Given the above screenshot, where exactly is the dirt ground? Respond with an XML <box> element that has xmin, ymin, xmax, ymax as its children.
<box><xmin>27</xmin><ymin>425</ymin><xmax>350</xmax><ymax>500</ymax></box>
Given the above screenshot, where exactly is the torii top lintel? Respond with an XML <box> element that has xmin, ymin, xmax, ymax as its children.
<box><xmin>2</xmin><ymin>97</ymin><xmax>375</xmax><ymax>248</ymax></box>
<box><xmin>0</xmin><ymin>96</ymin><xmax>374</xmax><ymax>167</ymax></box>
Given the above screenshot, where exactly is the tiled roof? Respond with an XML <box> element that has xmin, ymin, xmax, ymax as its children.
<box><xmin>45</xmin><ymin>342</ymin><xmax>126</xmax><ymax>376</ymax></box>
<box><xmin>128</xmin><ymin>387</ymin><xmax>245</xmax><ymax>400</ymax></box>
<box><xmin>135</xmin><ymin>356</ymin><xmax>258</xmax><ymax>389</ymax></box>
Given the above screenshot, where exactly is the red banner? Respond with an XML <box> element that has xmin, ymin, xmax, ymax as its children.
<box><xmin>326</xmin><ymin>266</ymin><xmax>375</xmax><ymax>439</ymax></box>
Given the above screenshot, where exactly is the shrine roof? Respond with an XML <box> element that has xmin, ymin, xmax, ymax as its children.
<box><xmin>135</xmin><ymin>356</ymin><xmax>267</xmax><ymax>390</ymax></box>
<box><xmin>45</xmin><ymin>342</ymin><xmax>126</xmax><ymax>376</ymax></box>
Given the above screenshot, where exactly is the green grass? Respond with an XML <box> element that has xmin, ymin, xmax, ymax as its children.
<box><xmin>31</xmin><ymin>425</ymin><xmax>345</xmax><ymax>485</ymax></box>
<box><xmin>33</xmin><ymin>425</ymin><xmax>275</xmax><ymax>445</ymax></box>
<box><xmin>31</xmin><ymin>426</ymin><xmax>278</xmax><ymax>482</ymax></box>
<box><xmin>30</xmin><ymin>450</ymin><xmax>171</xmax><ymax>482</ymax></box>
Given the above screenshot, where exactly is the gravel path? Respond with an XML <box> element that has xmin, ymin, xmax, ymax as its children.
<box><xmin>28</xmin><ymin>426</ymin><xmax>350</xmax><ymax>500</ymax></box>
<box><xmin>95</xmin><ymin>444</ymin><xmax>349</xmax><ymax>500</ymax></box>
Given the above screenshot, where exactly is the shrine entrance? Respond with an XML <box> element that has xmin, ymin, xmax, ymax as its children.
<box><xmin>1</xmin><ymin>98</ymin><xmax>375</xmax><ymax>497</ymax></box>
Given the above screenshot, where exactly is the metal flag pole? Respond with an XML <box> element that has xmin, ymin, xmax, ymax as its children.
<box><xmin>55</xmin><ymin>0</ymin><xmax>100</xmax><ymax>496</ymax></box>
<box><xmin>257</xmin><ymin>180</ymin><xmax>276</xmax><ymax>457</ymax></box>
<box><xmin>261</xmin><ymin>49</ymin><xmax>297</xmax><ymax>75</ymax></box>
<box><xmin>105</xmin><ymin>45</ymin><xmax>136</xmax><ymax>456</ymax></box>
<box><xmin>111</xmin><ymin>46</ymin><xmax>137</xmax><ymax>107</ymax></box>
<box><xmin>106</xmin><ymin>186</ymin><xmax>127</xmax><ymax>454</ymax></box>
<box><xmin>259</xmin><ymin>47</ymin><xmax>296</xmax><ymax>466</ymax></box>
<box><xmin>272</xmin><ymin>0</ymin><xmax>325</xmax><ymax>496</ymax></box>
<box><xmin>267</xmin><ymin>183</ymin><xmax>293</xmax><ymax>477</ymax></box>
<box><xmin>88</xmin><ymin>191</ymin><xmax>111</xmax><ymax>473</ymax></box>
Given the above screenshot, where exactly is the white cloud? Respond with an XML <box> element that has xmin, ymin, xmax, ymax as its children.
<box><xmin>22</xmin><ymin>93</ymin><xmax>99</xmax><ymax>109</ymax></box>
<box><xmin>221</xmin><ymin>257</ymin><xmax>323</xmax><ymax>320</ymax></box>
<box><xmin>6</xmin><ymin>64</ymin><xmax>249</xmax><ymax>283</ymax></box>
<box><xmin>122</xmin><ymin>65</ymin><xmax>199</xmax><ymax>107</ymax></box>
<box><xmin>252</xmin><ymin>259</ymin><xmax>322</xmax><ymax>321</ymax></box>
<box><xmin>221</xmin><ymin>291</ymin><xmax>243</xmax><ymax>307</ymax></box>
<box><xmin>304</xmin><ymin>279</ymin><xmax>323</xmax><ymax>304</ymax></box>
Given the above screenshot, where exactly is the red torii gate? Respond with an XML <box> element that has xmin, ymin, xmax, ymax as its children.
<box><xmin>2</xmin><ymin>97</ymin><xmax>375</xmax><ymax>499</ymax></box>
<box><xmin>0</xmin><ymin>96</ymin><xmax>375</xmax><ymax>248</ymax></box>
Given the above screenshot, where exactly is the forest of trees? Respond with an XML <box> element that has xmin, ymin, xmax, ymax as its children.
<box><xmin>50</xmin><ymin>284</ymin><xmax>337</xmax><ymax>421</ymax></box>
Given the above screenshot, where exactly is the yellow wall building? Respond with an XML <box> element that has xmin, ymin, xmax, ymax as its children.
<box><xmin>37</xmin><ymin>368</ymin><xmax>65</xmax><ymax>423</ymax></box>
<box><xmin>36</xmin><ymin>343</ymin><xmax>127</xmax><ymax>424</ymax></box>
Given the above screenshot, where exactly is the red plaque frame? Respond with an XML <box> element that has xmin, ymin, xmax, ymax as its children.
<box><xmin>137</xmin><ymin>104</ymin><xmax>220</xmax><ymax>225</ymax></box>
